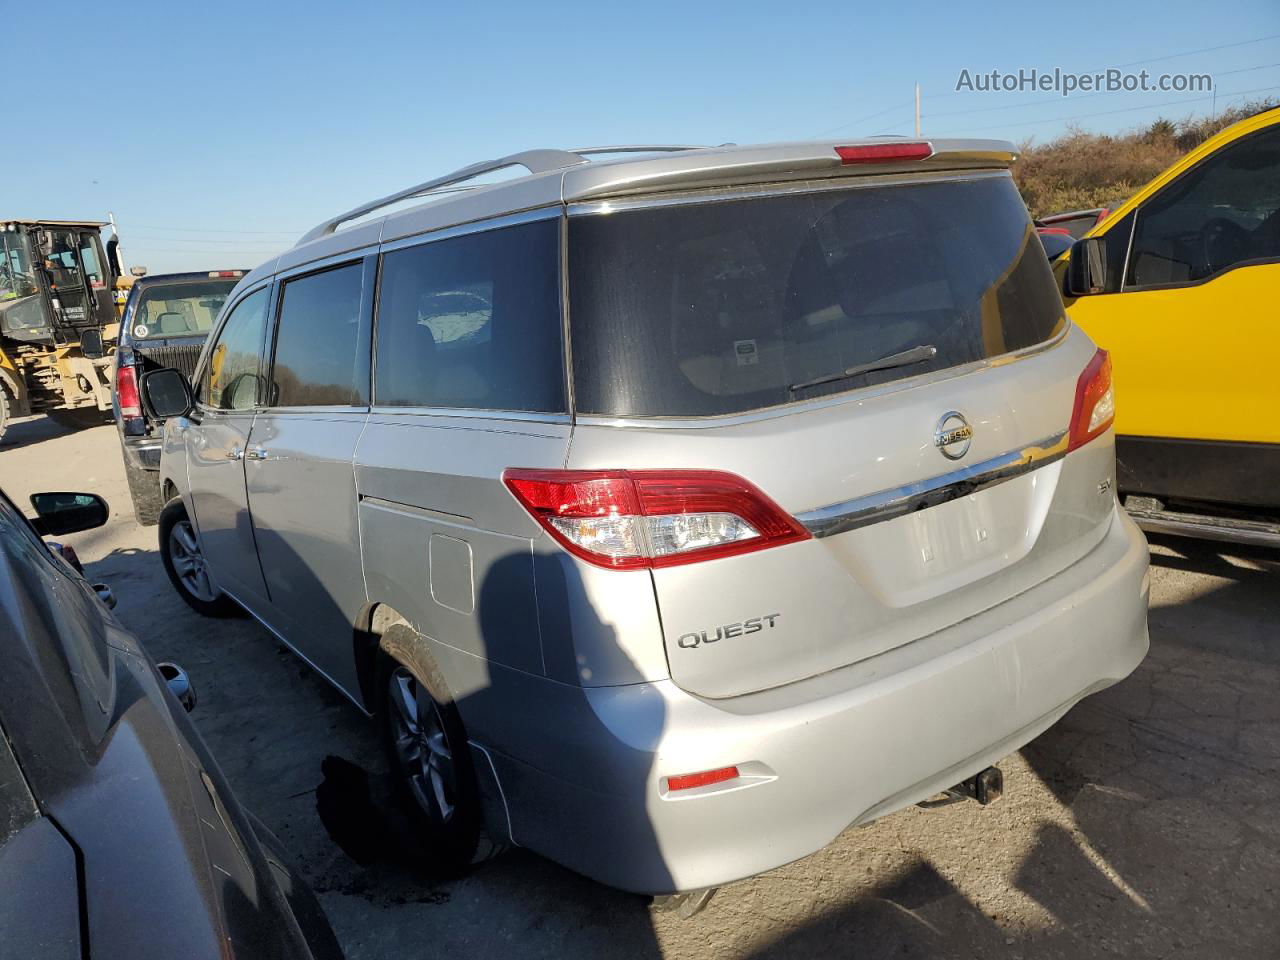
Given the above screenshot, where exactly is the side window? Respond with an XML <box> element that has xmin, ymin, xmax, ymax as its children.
<box><xmin>1126</xmin><ymin>126</ymin><xmax>1280</xmax><ymax>288</ymax></box>
<box><xmin>204</xmin><ymin>287</ymin><xmax>269</xmax><ymax>411</ymax></box>
<box><xmin>270</xmin><ymin>263</ymin><xmax>365</xmax><ymax>407</ymax></box>
<box><xmin>374</xmin><ymin>218</ymin><xmax>564</xmax><ymax>412</ymax></box>
<box><xmin>77</xmin><ymin>235</ymin><xmax>105</xmax><ymax>288</ymax></box>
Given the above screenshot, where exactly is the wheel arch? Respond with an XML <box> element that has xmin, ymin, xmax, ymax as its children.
<box><xmin>352</xmin><ymin>602</ymin><xmax>415</xmax><ymax>711</ymax></box>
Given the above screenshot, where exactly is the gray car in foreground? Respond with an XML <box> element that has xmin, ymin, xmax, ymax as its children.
<box><xmin>0</xmin><ymin>489</ymin><xmax>343</xmax><ymax>959</ymax></box>
<box><xmin>141</xmin><ymin>139</ymin><xmax>1150</xmax><ymax>900</ymax></box>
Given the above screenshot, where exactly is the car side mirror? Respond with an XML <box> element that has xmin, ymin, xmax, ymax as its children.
<box><xmin>140</xmin><ymin>367</ymin><xmax>194</xmax><ymax>419</ymax></box>
<box><xmin>80</xmin><ymin>328</ymin><xmax>105</xmax><ymax>359</ymax></box>
<box><xmin>157</xmin><ymin>662</ymin><xmax>197</xmax><ymax>712</ymax></box>
<box><xmin>30</xmin><ymin>492</ymin><xmax>109</xmax><ymax>537</ymax></box>
<box><xmin>1065</xmin><ymin>237</ymin><xmax>1108</xmax><ymax>296</ymax></box>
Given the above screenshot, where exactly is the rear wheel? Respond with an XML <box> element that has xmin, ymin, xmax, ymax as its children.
<box><xmin>122</xmin><ymin>453</ymin><xmax>164</xmax><ymax>526</ymax></box>
<box><xmin>158</xmin><ymin>498</ymin><xmax>239</xmax><ymax>617</ymax></box>
<box><xmin>0</xmin><ymin>385</ymin><xmax>9</xmax><ymax>443</ymax></box>
<box><xmin>378</xmin><ymin>625</ymin><xmax>481</xmax><ymax>874</ymax></box>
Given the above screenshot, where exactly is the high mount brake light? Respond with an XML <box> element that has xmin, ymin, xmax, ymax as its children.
<box><xmin>502</xmin><ymin>469</ymin><xmax>810</xmax><ymax>569</ymax></box>
<box><xmin>1068</xmin><ymin>348</ymin><xmax>1115</xmax><ymax>451</ymax></box>
<box><xmin>116</xmin><ymin>362</ymin><xmax>142</xmax><ymax>418</ymax></box>
<box><xmin>835</xmin><ymin>142</ymin><xmax>933</xmax><ymax>164</ymax></box>
<box><xmin>208</xmin><ymin>271</ymin><xmax>244</xmax><ymax>278</ymax></box>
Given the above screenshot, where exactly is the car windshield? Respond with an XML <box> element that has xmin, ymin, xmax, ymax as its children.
<box><xmin>0</xmin><ymin>232</ymin><xmax>39</xmax><ymax>301</ymax></box>
<box><xmin>568</xmin><ymin>175</ymin><xmax>1067</xmax><ymax>418</ymax></box>
<box><xmin>130</xmin><ymin>280</ymin><xmax>240</xmax><ymax>338</ymax></box>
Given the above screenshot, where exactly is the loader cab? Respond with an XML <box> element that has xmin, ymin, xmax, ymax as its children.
<box><xmin>0</xmin><ymin>221</ymin><xmax>117</xmax><ymax>346</ymax></box>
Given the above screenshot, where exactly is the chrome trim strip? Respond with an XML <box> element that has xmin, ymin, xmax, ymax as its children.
<box><xmin>573</xmin><ymin>323</ymin><xmax>1070</xmax><ymax>431</ymax></box>
<box><xmin>567</xmin><ymin>169</ymin><xmax>1010</xmax><ymax>216</ymax></box>
<box><xmin>367</xmin><ymin>405</ymin><xmax>570</xmax><ymax>425</ymax></box>
<box><xmin>797</xmin><ymin>431</ymin><xmax>1069</xmax><ymax>539</ymax></box>
<box><xmin>378</xmin><ymin>206</ymin><xmax>561</xmax><ymax>254</ymax></box>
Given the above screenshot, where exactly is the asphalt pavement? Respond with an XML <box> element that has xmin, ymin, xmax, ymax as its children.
<box><xmin>2</xmin><ymin>414</ymin><xmax>1277</xmax><ymax>959</ymax></box>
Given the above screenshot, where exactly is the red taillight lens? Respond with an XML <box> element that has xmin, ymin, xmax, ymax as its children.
<box><xmin>502</xmin><ymin>469</ymin><xmax>810</xmax><ymax>569</ymax></box>
<box><xmin>1068</xmin><ymin>349</ymin><xmax>1115</xmax><ymax>451</ymax></box>
<box><xmin>835</xmin><ymin>142</ymin><xmax>933</xmax><ymax>164</ymax></box>
<box><xmin>116</xmin><ymin>362</ymin><xmax>142</xmax><ymax>418</ymax></box>
<box><xmin>208</xmin><ymin>270</ymin><xmax>244</xmax><ymax>278</ymax></box>
<box><xmin>666</xmin><ymin>766</ymin><xmax>740</xmax><ymax>792</ymax></box>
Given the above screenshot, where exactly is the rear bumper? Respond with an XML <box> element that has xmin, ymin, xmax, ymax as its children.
<box><xmin>121</xmin><ymin>438</ymin><xmax>162</xmax><ymax>470</ymax></box>
<box><xmin>487</xmin><ymin>506</ymin><xmax>1149</xmax><ymax>893</ymax></box>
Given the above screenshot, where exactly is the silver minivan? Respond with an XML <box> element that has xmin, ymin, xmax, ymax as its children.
<box><xmin>144</xmin><ymin>140</ymin><xmax>1150</xmax><ymax>899</ymax></box>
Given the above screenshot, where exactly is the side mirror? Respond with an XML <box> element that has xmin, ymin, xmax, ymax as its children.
<box><xmin>140</xmin><ymin>367</ymin><xmax>194</xmax><ymax>419</ymax></box>
<box><xmin>157</xmin><ymin>662</ymin><xmax>197</xmax><ymax>712</ymax></box>
<box><xmin>1065</xmin><ymin>237</ymin><xmax>1108</xmax><ymax>296</ymax></box>
<box><xmin>80</xmin><ymin>328</ymin><xmax>104</xmax><ymax>359</ymax></box>
<box><xmin>30</xmin><ymin>492</ymin><xmax>109</xmax><ymax>536</ymax></box>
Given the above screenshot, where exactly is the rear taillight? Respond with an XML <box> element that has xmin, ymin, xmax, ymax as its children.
<box><xmin>502</xmin><ymin>469</ymin><xmax>810</xmax><ymax>569</ymax></box>
<box><xmin>116</xmin><ymin>362</ymin><xmax>142</xmax><ymax>418</ymax></box>
<box><xmin>836</xmin><ymin>142</ymin><xmax>933</xmax><ymax>164</ymax></box>
<box><xmin>1068</xmin><ymin>348</ymin><xmax>1115</xmax><ymax>451</ymax></box>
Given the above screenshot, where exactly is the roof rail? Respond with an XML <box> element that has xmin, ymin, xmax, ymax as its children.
<box><xmin>567</xmin><ymin>144</ymin><xmax>709</xmax><ymax>156</ymax></box>
<box><xmin>296</xmin><ymin>145</ymin><xmax>716</xmax><ymax>246</ymax></box>
<box><xmin>296</xmin><ymin>148</ymin><xmax>588</xmax><ymax>245</ymax></box>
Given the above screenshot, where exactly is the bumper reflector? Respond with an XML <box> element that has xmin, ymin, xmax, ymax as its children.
<box><xmin>666</xmin><ymin>766</ymin><xmax>740</xmax><ymax>792</ymax></box>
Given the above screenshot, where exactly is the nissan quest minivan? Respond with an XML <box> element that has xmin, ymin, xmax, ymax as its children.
<box><xmin>141</xmin><ymin>140</ymin><xmax>1150</xmax><ymax>899</ymax></box>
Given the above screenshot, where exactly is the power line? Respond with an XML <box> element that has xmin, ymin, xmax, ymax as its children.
<box><xmin>922</xmin><ymin>62</ymin><xmax>1280</xmax><ymax>122</ymax></box>
<box><xmin>122</xmin><ymin>223</ymin><xmax>304</xmax><ymax>235</ymax></box>
<box><xmin>801</xmin><ymin>33</ymin><xmax>1280</xmax><ymax>142</ymax></box>
<box><xmin>122</xmin><ymin>235</ymin><xmax>292</xmax><ymax>245</ymax></box>
<box><xmin>921</xmin><ymin>33</ymin><xmax>1280</xmax><ymax>101</ymax></box>
<box><xmin>810</xmin><ymin>99</ymin><xmax>915</xmax><ymax>137</ymax></box>
<box><xmin>927</xmin><ymin>83</ymin><xmax>1280</xmax><ymax>137</ymax></box>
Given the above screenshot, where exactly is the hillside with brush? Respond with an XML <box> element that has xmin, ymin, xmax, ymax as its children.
<box><xmin>1011</xmin><ymin>100</ymin><xmax>1279</xmax><ymax>218</ymax></box>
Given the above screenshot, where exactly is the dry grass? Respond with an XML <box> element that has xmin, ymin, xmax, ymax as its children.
<box><xmin>1011</xmin><ymin>100</ymin><xmax>1279</xmax><ymax>218</ymax></box>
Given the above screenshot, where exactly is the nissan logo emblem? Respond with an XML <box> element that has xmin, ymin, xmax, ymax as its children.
<box><xmin>934</xmin><ymin>411</ymin><xmax>973</xmax><ymax>460</ymax></box>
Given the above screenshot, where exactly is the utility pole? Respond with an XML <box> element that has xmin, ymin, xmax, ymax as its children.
<box><xmin>107</xmin><ymin>210</ymin><xmax>127</xmax><ymax>274</ymax></box>
<box><xmin>914</xmin><ymin>83</ymin><xmax>921</xmax><ymax>137</ymax></box>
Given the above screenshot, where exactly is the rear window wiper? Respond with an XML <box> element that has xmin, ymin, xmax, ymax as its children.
<box><xmin>787</xmin><ymin>343</ymin><xmax>938</xmax><ymax>394</ymax></box>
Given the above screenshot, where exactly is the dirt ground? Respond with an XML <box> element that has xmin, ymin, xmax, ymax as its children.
<box><xmin>3</xmin><ymin>414</ymin><xmax>1278</xmax><ymax>960</ymax></box>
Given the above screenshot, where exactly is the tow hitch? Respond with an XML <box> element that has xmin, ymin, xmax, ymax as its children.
<box><xmin>917</xmin><ymin>765</ymin><xmax>1003</xmax><ymax>809</ymax></box>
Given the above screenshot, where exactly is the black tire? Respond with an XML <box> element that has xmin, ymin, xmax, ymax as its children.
<box><xmin>158</xmin><ymin>498</ymin><xmax>240</xmax><ymax>617</ymax></box>
<box><xmin>0</xmin><ymin>384</ymin><xmax>9</xmax><ymax>444</ymax></box>
<box><xmin>46</xmin><ymin>407</ymin><xmax>109</xmax><ymax>430</ymax></box>
<box><xmin>122</xmin><ymin>453</ymin><xmax>164</xmax><ymax>526</ymax></box>
<box><xmin>378</xmin><ymin>625</ymin><xmax>481</xmax><ymax>874</ymax></box>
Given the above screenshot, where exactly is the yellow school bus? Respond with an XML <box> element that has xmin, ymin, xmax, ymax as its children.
<box><xmin>1061</xmin><ymin>106</ymin><xmax>1280</xmax><ymax>545</ymax></box>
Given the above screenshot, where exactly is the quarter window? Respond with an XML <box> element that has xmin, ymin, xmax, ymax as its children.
<box><xmin>374</xmin><ymin>218</ymin><xmax>564</xmax><ymax>412</ymax></box>
<box><xmin>1126</xmin><ymin>126</ymin><xmax>1280</xmax><ymax>288</ymax></box>
<box><xmin>203</xmin><ymin>287</ymin><xmax>269</xmax><ymax>411</ymax></box>
<box><xmin>271</xmin><ymin>263</ymin><xmax>366</xmax><ymax>407</ymax></box>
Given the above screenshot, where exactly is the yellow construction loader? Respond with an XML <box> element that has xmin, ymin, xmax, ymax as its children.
<box><xmin>0</xmin><ymin>219</ymin><xmax>130</xmax><ymax>439</ymax></box>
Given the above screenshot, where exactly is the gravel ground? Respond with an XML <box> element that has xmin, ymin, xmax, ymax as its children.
<box><xmin>3</xmin><ymin>414</ymin><xmax>1278</xmax><ymax>960</ymax></box>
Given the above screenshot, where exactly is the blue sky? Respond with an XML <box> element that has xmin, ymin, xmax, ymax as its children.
<box><xmin>5</xmin><ymin>0</ymin><xmax>1278</xmax><ymax>273</ymax></box>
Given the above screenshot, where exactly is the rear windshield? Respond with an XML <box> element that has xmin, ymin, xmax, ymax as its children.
<box><xmin>130</xmin><ymin>279</ymin><xmax>239</xmax><ymax>339</ymax></box>
<box><xmin>568</xmin><ymin>175</ymin><xmax>1065</xmax><ymax>418</ymax></box>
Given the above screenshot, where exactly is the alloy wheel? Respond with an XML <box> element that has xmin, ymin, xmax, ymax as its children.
<box><xmin>168</xmin><ymin>519</ymin><xmax>217</xmax><ymax>602</ymax></box>
<box><xmin>387</xmin><ymin>666</ymin><xmax>457</xmax><ymax>825</ymax></box>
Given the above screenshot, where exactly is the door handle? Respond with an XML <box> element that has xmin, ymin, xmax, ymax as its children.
<box><xmin>245</xmin><ymin>448</ymin><xmax>268</xmax><ymax>461</ymax></box>
<box><xmin>226</xmin><ymin>448</ymin><xmax>244</xmax><ymax>460</ymax></box>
